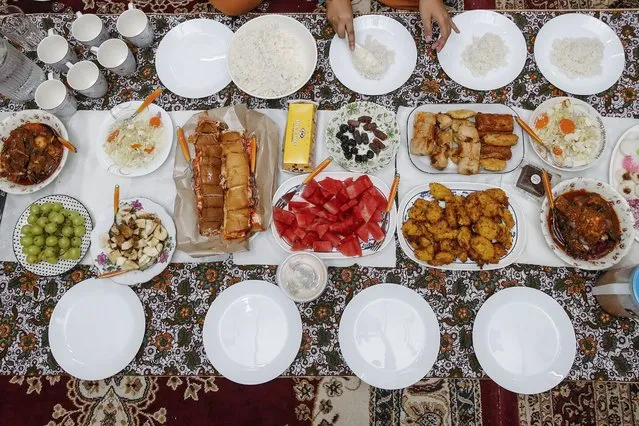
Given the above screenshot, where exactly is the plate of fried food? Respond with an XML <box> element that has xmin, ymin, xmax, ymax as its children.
<box><xmin>173</xmin><ymin>105</ymin><xmax>279</xmax><ymax>255</ymax></box>
<box><xmin>398</xmin><ymin>182</ymin><xmax>526</xmax><ymax>270</ymax></box>
<box><xmin>408</xmin><ymin>104</ymin><xmax>524</xmax><ymax>174</ymax></box>
<box><xmin>0</xmin><ymin>110</ymin><xmax>69</xmax><ymax>194</ymax></box>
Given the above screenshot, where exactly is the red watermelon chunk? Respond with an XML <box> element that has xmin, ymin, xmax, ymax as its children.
<box><xmin>368</xmin><ymin>221</ymin><xmax>386</xmax><ymax>242</ymax></box>
<box><xmin>344</xmin><ymin>177</ymin><xmax>354</xmax><ymax>185</ymax></box>
<box><xmin>301</xmin><ymin>179</ymin><xmax>319</xmax><ymax>201</ymax></box>
<box><xmin>306</xmin><ymin>191</ymin><xmax>326</xmax><ymax>206</ymax></box>
<box><xmin>282</xmin><ymin>227</ymin><xmax>298</xmax><ymax>245</ymax></box>
<box><xmin>355</xmin><ymin>194</ymin><xmax>381</xmax><ymax>224</ymax></box>
<box><xmin>274</xmin><ymin>220</ymin><xmax>288</xmax><ymax>237</ymax></box>
<box><xmin>323</xmin><ymin>232</ymin><xmax>343</xmax><ymax>247</ymax></box>
<box><xmin>336</xmin><ymin>188</ymin><xmax>350</xmax><ymax>204</ymax></box>
<box><xmin>295</xmin><ymin>211</ymin><xmax>315</xmax><ymax>229</ymax></box>
<box><xmin>317</xmin><ymin>223</ymin><xmax>330</xmax><ymax>238</ymax></box>
<box><xmin>356</xmin><ymin>224</ymin><xmax>370</xmax><ymax>243</ymax></box>
<box><xmin>337</xmin><ymin>236</ymin><xmax>362</xmax><ymax>257</ymax></box>
<box><xmin>313</xmin><ymin>241</ymin><xmax>333</xmax><ymax>252</ymax></box>
<box><xmin>345</xmin><ymin>175</ymin><xmax>373</xmax><ymax>199</ymax></box>
<box><xmin>323</xmin><ymin>197</ymin><xmax>341</xmax><ymax>215</ymax></box>
<box><xmin>319</xmin><ymin>186</ymin><xmax>332</xmax><ymax>199</ymax></box>
<box><xmin>292</xmin><ymin>242</ymin><xmax>307</xmax><ymax>251</ymax></box>
<box><xmin>326</xmin><ymin>213</ymin><xmax>338</xmax><ymax>222</ymax></box>
<box><xmin>273</xmin><ymin>207</ymin><xmax>295</xmax><ymax>225</ymax></box>
<box><xmin>289</xmin><ymin>201</ymin><xmax>310</xmax><ymax>212</ymax></box>
<box><xmin>294</xmin><ymin>227</ymin><xmax>307</xmax><ymax>240</ymax></box>
<box><xmin>371</xmin><ymin>210</ymin><xmax>384</xmax><ymax>223</ymax></box>
<box><xmin>301</xmin><ymin>232</ymin><xmax>319</xmax><ymax>249</ymax></box>
<box><xmin>364</xmin><ymin>186</ymin><xmax>388</xmax><ymax>206</ymax></box>
<box><xmin>340</xmin><ymin>199</ymin><xmax>358</xmax><ymax>212</ymax></box>
<box><xmin>318</xmin><ymin>177</ymin><xmax>343</xmax><ymax>195</ymax></box>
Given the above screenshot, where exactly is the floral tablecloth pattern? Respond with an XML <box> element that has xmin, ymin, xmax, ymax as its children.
<box><xmin>0</xmin><ymin>12</ymin><xmax>638</xmax><ymax>381</ymax></box>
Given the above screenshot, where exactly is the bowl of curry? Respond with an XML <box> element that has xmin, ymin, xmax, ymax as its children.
<box><xmin>540</xmin><ymin>177</ymin><xmax>634</xmax><ymax>270</ymax></box>
<box><xmin>0</xmin><ymin>110</ymin><xmax>68</xmax><ymax>194</ymax></box>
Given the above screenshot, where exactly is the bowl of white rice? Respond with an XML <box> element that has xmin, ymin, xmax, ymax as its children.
<box><xmin>228</xmin><ymin>15</ymin><xmax>318</xmax><ymax>99</ymax></box>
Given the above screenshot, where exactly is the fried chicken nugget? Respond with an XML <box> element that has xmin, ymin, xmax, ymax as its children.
<box><xmin>415</xmin><ymin>244</ymin><xmax>435</xmax><ymax>262</ymax></box>
<box><xmin>496</xmin><ymin>226</ymin><xmax>513</xmax><ymax>250</ymax></box>
<box><xmin>475</xmin><ymin>216</ymin><xmax>500</xmax><ymax>240</ymax></box>
<box><xmin>470</xmin><ymin>236</ymin><xmax>496</xmax><ymax>262</ymax></box>
<box><xmin>401</xmin><ymin>219</ymin><xmax>423</xmax><ymax>239</ymax></box>
<box><xmin>429</xmin><ymin>182</ymin><xmax>455</xmax><ymax>202</ymax></box>
<box><xmin>500</xmin><ymin>208</ymin><xmax>515</xmax><ymax>229</ymax></box>
<box><xmin>454</xmin><ymin>197</ymin><xmax>472</xmax><ymax>226</ymax></box>
<box><xmin>444</xmin><ymin>203</ymin><xmax>457</xmax><ymax>228</ymax></box>
<box><xmin>457</xmin><ymin>226</ymin><xmax>472</xmax><ymax>251</ymax></box>
<box><xmin>483</xmin><ymin>188</ymin><xmax>509</xmax><ymax>206</ymax></box>
<box><xmin>492</xmin><ymin>243</ymin><xmax>507</xmax><ymax>262</ymax></box>
<box><xmin>426</xmin><ymin>220</ymin><xmax>458</xmax><ymax>241</ymax></box>
<box><xmin>429</xmin><ymin>251</ymin><xmax>456</xmax><ymax>266</ymax></box>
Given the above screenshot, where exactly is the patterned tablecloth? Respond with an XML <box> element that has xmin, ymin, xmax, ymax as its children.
<box><xmin>0</xmin><ymin>12</ymin><xmax>638</xmax><ymax>381</ymax></box>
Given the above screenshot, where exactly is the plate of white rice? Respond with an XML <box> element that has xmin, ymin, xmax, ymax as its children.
<box><xmin>228</xmin><ymin>15</ymin><xmax>317</xmax><ymax>99</ymax></box>
<box><xmin>329</xmin><ymin>15</ymin><xmax>417</xmax><ymax>96</ymax></box>
<box><xmin>534</xmin><ymin>13</ymin><xmax>625</xmax><ymax>96</ymax></box>
<box><xmin>437</xmin><ymin>10</ymin><xmax>526</xmax><ymax>91</ymax></box>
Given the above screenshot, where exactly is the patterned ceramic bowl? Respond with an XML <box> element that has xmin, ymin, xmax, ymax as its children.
<box><xmin>540</xmin><ymin>177</ymin><xmax>634</xmax><ymax>270</ymax></box>
<box><xmin>0</xmin><ymin>109</ymin><xmax>69</xmax><ymax>194</ymax></box>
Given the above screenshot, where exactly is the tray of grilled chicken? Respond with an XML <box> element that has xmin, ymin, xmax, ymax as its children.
<box><xmin>406</xmin><ymin>104</ymin><xmax>525</xmax><ymax>175</ymax></box>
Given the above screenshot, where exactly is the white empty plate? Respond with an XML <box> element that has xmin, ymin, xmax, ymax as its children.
<box><xmin>473</xmin><ymin>287</ymin><xmax>576</xmax><ymax>394</ymax></box>
<box><xmin>437</xmin><ymin>10</ymin><xmax>526</xmax><ymax>91</ymax></box>
<box><xmin>329</xmin><ymin>15</ymin><xmax>417</xmax><ymax>95</ymax></box>
<box><xmin>48</xmin><ymin>278</ymin><xmax>145</xmax><ymax>380</ymax></box>
<box><xmin>202</xmin><ymin>280</ymin><xmax>302</xmax><ymax>385</ymax></box>
<box><xmin>155</xmin><ymin>19</ymin><xmax>233</xmax><ymax>99</ymax></box>
<box><xmin>339</xmin><ymin>284</ymin><xmax>440</xmax><ymax>389</ymax></box>
<box><xmin>534</xmin><ymin>14</ymin><xmax>624</xmax><ymax>96</ymax></box>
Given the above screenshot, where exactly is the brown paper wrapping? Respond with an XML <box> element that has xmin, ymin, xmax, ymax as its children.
<box><xmin>173</xmin><ymin>105</ymin><xmax>279</xmax><ymax>256</ymax></box>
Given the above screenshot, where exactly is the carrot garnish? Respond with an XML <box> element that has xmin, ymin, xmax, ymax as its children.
<box><xmin>559</xmin><ymin>118</ymin><xmax>575</xmax><ymax>134</ymax></box>
<box><xmin>149</xmin><ymin>115</ymin><xmax>162</xmax><ymax>128</ymax></box>
<box><xmin>107</xmin><ymin>129</ymin><xmax>120</xmax><ymax>142</ymax></box>
<box><xmin>535</xmin><ymin>113</ymin><xmax>549</xmax><ymax>129</ymax></box>
<box><xmin>131</xmin><ymin>143</ymin><xmax>141</xmax><ymax>149</ymax></box>
<box><xmin>144</xmin><ymin>147</ymin><xmax>154</xmax><ymax>154</ymax></box>
<box><xmin>552</xmin><ymin>146</ymin><xmax>563</xmax><ymax>156</ymax></box>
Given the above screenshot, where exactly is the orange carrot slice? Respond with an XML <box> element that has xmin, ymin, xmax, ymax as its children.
<box><xmin>552</xmin><ymin>146</ymin><xmax>563</xmax><ymax>156</ymax></box>
<box><xmin>131</xmin><ymin>143</ymin><xmax>141</xmax><ymax>149</ymax></box>
<box><xmin>107</xmin><ymin>129</ymin><xmax>120</xmax><ymax>142</ymax></box>
<box><xmin>559</xmin><ymin>118</ymin><xmax>575</xmax><ymax>134</ymax></box>
<box><xmin>144</xmin><ymin>146</ymin><xmax>154</xmax><ymax>154</ymax></box>
<box><xmin>149</xmin><ymin>115</ymin><xmax>162</xmax><ymax>127</ymax></box>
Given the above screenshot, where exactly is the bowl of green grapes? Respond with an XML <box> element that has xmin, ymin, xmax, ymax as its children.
<box><xmin>12</xmin><ymin>195</ymin><xmax>93</xmax><ymax>276</ymax></box>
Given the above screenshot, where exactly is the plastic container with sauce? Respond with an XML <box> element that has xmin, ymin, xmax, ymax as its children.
<box><xmin>593</xmin><ymin>265</ymin><xmax>639</xmax><ymax>318</ymax></box>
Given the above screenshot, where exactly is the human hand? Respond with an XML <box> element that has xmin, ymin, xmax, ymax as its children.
<box><xmin>419</xmin><ymin>0</ymin><xmax>459</xmax><ymax>52</ymax></box>
<box><xmin>327</xmin><ymin>0</ymin><xmax>355</xmax><ymax>50</ymax></box>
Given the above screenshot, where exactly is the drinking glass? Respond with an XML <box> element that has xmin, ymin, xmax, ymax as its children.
<box><xmin>0</xmin><ymin>38</ymin><xmax>45</xmax><ymax>101</ymax></box>
<box><xmin>0</xmin><ymin>6</ymin><xmax>46</xmax><ymax>51</ymax></box>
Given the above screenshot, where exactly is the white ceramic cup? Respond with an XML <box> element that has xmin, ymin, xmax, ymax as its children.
<box><xmin>66</xmin><ymin>60</ymin><xmax>108</xmax><ymax>98</ymax></box>
<box><xmin>116</xmin><ymin>3</ymin><xmax>154</xmax><ymax>48</ymax></box>
<box><xmin>35</xmin><ymin>72</ymin><xmax>78</xmax><ymax>118</ymax></box>
<box><xmin>37</xmin><ymin>29</ymin><xmax>78</xmax><ymax>73</ymax></box>
<box><xmin>90</xmin><ymin>38</ymin><xmax>136</xmax><ymax>76</ymax></box>
<box><xmin>71</xmin><ymin>12</ymin><xmax>109</xmax><ymax>47</ymax></box>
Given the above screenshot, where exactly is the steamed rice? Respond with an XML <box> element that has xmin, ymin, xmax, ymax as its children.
<box><xmin>352</xmin><ymin>36</ymin><xmax>395</xmax><ymax>80</ymax></box>
<box><xmin>461</xmin><ymin>33</ymin><xmax>509</xmax><ymax>77</ymax></box>
<box><xmin>229</xmin><ymin>20</ymin><xmax>308</xmax><ymax>97</ymax></box>
<box><xmin>550</xmin><ymin>37</ymin><xmax>604</xmax><ymax>79</ymax></box>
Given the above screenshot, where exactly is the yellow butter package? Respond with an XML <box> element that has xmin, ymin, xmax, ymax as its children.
<box><xmin>282</xmin><ymin>100</ymin><xmax>318</xmax><ymax>173</ymax></box>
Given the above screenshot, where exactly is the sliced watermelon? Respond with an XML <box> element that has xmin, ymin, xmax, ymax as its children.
<box><xmin>301</xmin><ymin>232</ymin><xmax>319</xmax><ymax>249</ymax></box>
<box><xmin>319</xmin><ymin>186</ymin><xmax>332</xmax><ymax>199</ymax></box>
<box><xmin>282</xmin><ymin>227</ymin><xmax>299</xmax><ymax>245</ymax></box>
<box><xmin>273</xmin><ymin>207</ymin><xmax>296</xmax><ymax>225</ymax></box>
<box><xmin>368</xmin><ymin>221</ymin><xmax>386</xmax><ymax>242</ymax></box>
<box><xmin>301</xmin><ymin>179</ymin><xmax>319</xmax><ymax>201</ymax></box>
<box><xmin>273</xmin><ymin>220</ymin><xmax>288</xmax><ymax>237</ymax></box>
<box><xmin>364</xmin><ymin>186</ymin><xmax>388</xmax><ymax>206</ymax></box>
<box><xmin>356</xmin><ymin>224</ymin><xmax>370</xmax><ymax>243</ymax></box>
<box><xmin>317</xmin><ymin>223</ymin><xmax>330</xmax><ymax>238</ymax></box>
<box><xmin>323</xmin><ymin>197</ymin><xmax>341</xmax><ymax>215</ymax></box>
<box><xmin>337</xmin><ymin>236</ymin><xmax>362</xmax><ymax>257</ymax></box>
<box><xmin>294</xmin><ymin>227</ymin><xmax>307</xmax><ymax>240</ymax></box>
<box><xmin>295</xmin><ymin>211</ymin><xmax>315</xmax><ymax>229</ymax></box>
<box><xmin>326</xmin><ymin>213</ymin><xmax>338</xmax><ymax>222</ymax></box>
<box><xmin>355</xmin><ymin>193</ymin><xmax>381</xmax><ymax>223</ymax></box>
<box><xmin>346</xmin><ymin>175</ymin><xmax>374</xmax><ymax>199</ymax></box>
<box><xmin>292</xmin><ymin>242</ymin><xmax>307</xmax><ymax>251</ymax></box>
<box><xmin>306</xmin><ymin>191</ymin><xmax>326</xmax><ymax>206</ymax></box>
<box><xmin>336</xmin><ymin>188</ymin><xmax>350</xmax><ymax>204</ymax></box>
<box><xmin>289</xmin><ymin>201</ymin><xmax>310</xmax><ymax>212</ymax></box>
<box><xmin>323</xmin><ymin>232</ymin><xmax>343</xmax><ymax>247</ymax></box>
<box><xmin>340</xmin><ymin>199</ymin><xmax>358</xmax><ymax>212</ymax></box>
<box><xmin>371</xmin><ymin>210</ymin><xmax>384</xmax><ymax>223</ymax></box>
<box><xmin>313</xmin><ymin>241</ymin><xmax>333</xmax><ymax>252</ymax></box>
<box><xmin>318</xmin><ymin>177</ymin><xmax>343</xmax><ymax>195</ymax></box>
<box><xmin>344</xmin><ymin>177</ymin><xmax>354</xmax><ymax>185</ymax></box>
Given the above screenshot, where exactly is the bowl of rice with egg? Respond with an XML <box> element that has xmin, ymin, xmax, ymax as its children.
<box><xmin>227</xmin><ymin>15</ymin><xmax>317</xmax><ymax>99</ymax></box>
<box><xmin>529</xmin><ymin>97</ymin><xmax>605</xmax><ymax>171</ymax></box>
